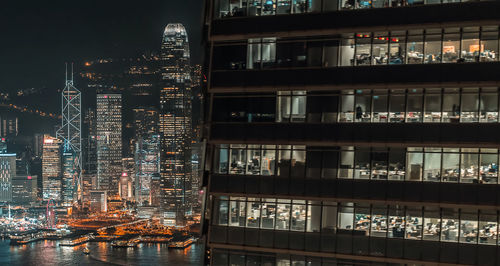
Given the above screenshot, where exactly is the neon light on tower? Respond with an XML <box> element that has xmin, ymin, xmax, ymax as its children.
<box><xmin>56</xmin><ymin>63</ymin><xmax>82</xmax><ymax>206</ymax></box>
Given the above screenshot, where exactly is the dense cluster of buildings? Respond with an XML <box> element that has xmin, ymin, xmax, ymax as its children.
<box><xmin>0</xmin><ymin>23</ymin><xmax>203</xmax><ymax>227</ymax></box>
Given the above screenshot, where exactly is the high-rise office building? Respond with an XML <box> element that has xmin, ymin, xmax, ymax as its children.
<box><xmin>120</xmin><ymin>157</ymin><xmax>135</xmax><ymax>200</ymax></box>
<box><xmin>96</xmin><ymin>94</ymin><xmax>122</xmax><ymax>195</ymax></box>
<box><xmin>56</xmin><ymin>68</ymin><xmax>82</xmax><ymax>205</ymax></box>
<box><xmin>90</xmin><ymin>190</ymin><xmax>107</xmax><ymax>213</ymax></box>
<box><xmin>0</xmin><ymin>153</ymin><xmax>15</xmax><ymax>202</ymax></box>
<box><xmin>12</xmin><ymin>175</ymin><xmax>37</xmax><ymax>204</ymax></box>
<box><xmin>0</xmin><ymin>115</ymin><xmax>18</xmax><ymax>139</ymax></box>
<box><xmin>203</xmin><ymin>1</ymin><xmax>500</xmax><ymax>265</ymax></box>
<box><xmin>159</xmin><ymin>23</ymin><xmax>193</xmax><ymax>226</ymax></box>
<box><xmin>42</xmin><ymin>135</ymin><xmax>62</xmax><ymax>201</ymax></box>
<box><xmin>135</xmin><ymin>134</ymin><xmax>160</xmax><ymax>206</ymax></box>
<box><xmin>83</xmin><ymin>108</ymin><xmax>97</xmax><ymax>175</ymax></box>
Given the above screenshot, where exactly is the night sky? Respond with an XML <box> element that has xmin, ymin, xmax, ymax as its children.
<box><xmin>0</xmin><ymin>0</ymin><xmax>203</xmax><ymax>91</ymax></box>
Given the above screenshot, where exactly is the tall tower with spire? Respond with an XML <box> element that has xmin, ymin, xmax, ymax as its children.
<box><xmin>159</xmin><ymin>23</ymin><xmax>193</xmax><ymax>226</ymax></box>
<box><xmin>57</xmin><ymin>64</ymin><xmax>82</xmax><ymax>206</ymax></box>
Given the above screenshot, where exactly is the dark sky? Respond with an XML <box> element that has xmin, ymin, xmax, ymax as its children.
<box><xmin>0</xmin><ymin>0</ymin><xmax>204</xmax><ymax>91</ymax></box>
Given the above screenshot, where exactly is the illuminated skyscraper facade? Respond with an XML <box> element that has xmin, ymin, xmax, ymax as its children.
<box><xmin>42</xmin><ymin>135</ymin><xmax>62</xmax><ymax>201</ymax></box>
<box><xmin>96</xmin><ymin>94</ymin><xmax>122</xmax><ymax>195</ymax></box>
<box><xmin>56</xmin><ymin>68</ymin><xmax>82</xmax><ymax>205</ymax></box>
<box><xmin>159</xmin><ymin>23</ymin><xmax>193</xmax><ymax>226</ymax></box>
<box><xmin>0</xmin><ymin>153</ymin><xmax>15</xmax><ymax>202</ymax></box>
<box><xmin>135</xmin><ymin>134</ymin><xmax>160</xmax><ymax>206</ymax></box>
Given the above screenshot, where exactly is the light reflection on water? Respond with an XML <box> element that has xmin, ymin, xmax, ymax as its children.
<box><xmin>0</xmin><ymin>239</ymin><xmax>203</xmax><ymax>266</ymax></box>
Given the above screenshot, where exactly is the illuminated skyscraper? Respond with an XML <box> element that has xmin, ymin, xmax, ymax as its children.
<box><xmin>56</xmin><ymin>66</ymin><xmax>82</xmax><ymax>205</ymax></box>
<box><xmin>96</xmin><ymin>94</ymin><xmax>122</xmax><ymax>195</ymax></box>
<box><xmin>0</xmin><ymin>153</ymin><xmax>15</xmax><ymax>202</ymax></box>
<box><xmin>135</xmin><ymin>134</ymin><xmax>160</xmax><ymax>206</ymax></box>
<box><xmin>42</xmin><ymin>135</ymin><xmax>62</xmax><ymax>201</ymax></box>
<box><xmin>159</xmin><ymin>23</ymin><xmax>193</xmax><ymax>226</ymax></box>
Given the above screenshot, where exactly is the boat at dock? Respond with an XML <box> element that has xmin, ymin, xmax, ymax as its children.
<box><xmin>168</xmin><ymin>237</ymin><xmax>194</xmax><ymax>249</ymax></box>
<box><xmin>111</xmin><ymin>238</ymin><xmax>140</xmax><ymax>248</ymax></box>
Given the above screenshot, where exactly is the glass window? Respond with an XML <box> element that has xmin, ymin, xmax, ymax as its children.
<box><xmin>340</xmin><ymin>37</ymin><xmax>355</xmax><ymax>66</ymax></box>
<box><xmin>460</xmin><ymin>210</ymin><xmax>479</xmax><ymax>244</ymax></box>
<box><xmin>215</xmin><ymin>198</ymin><xmax>229</xmax><ymax>225</ymax></box>
<box><xmin>322</xmin><ymin>0</ymin><xmax>339</xmax><ymax>11</ymax></box>
<box><xmin>389</xmin><ymin>93</ymin><xmax>405</xmax><ymax>122</ymax></box>
<box><xmin>371</xmin><ymin>206</ymin><xmax>388</xmax><ymax>237</ymax></box>
<box><xmin>291</xmin><ymin>91</ymin><xmax>307</xmax><ymax>122</ymax></box>
<box><xmin>262</xmin><ymin>0</ymin><xmax>277</xmax><ymax>15</ymax></box>
<box><xmin>461</xmin><ymin>92</ymin><xmax>479</xmax><ymax>122</ymax></box>
<box><xmin>261</xmin><ymin>199</ymin><xmax>276</xmax><ymax>229</ymax></box>
<box><xmin>423</xmin><ymin>152</ymin><xmax>441</xmax><ymax>182</ymax></box>
<box><xmin>292</xmin><ymin>0</ymin><xmax>308</xmax><ymax>13</ymax></box>
<box><xmin>355</xmin><ymin>34</ymin><xmax>372</xmax><ymax>65</ymax></box>
<box><xmin>372</xmin><ymin>34</ymin><xmax>389</xmax><ymax>65</ymax></box>
<box><xmin>323</xmin><ymin>40</ymin><xmax>339</xmax><ymax>67</ymax></box>
<box><xmin>230</xmin><ymin>199</ymin><xmax>247</xmax><ymax>226</ymax></box>
<box><xmin>405</xmin><ymin>207</ymin><xmax>423</xmax><ymax>240</ymax></box>
<box><xmin>354</xmin><ymin>148</ymin><xmax>370</xmax><ymax>179</ymax></box>
<box><xmin>247</xmin><ymin>39</ymin><xmax>262</xmax><ymax>69</ymax></box>
<box><xmin>215</xmin><ymin>145</ymin><xmax>229</xmax><ymax>174</ymax></box>
<box><xmin>262</xmin><ymin>38</ymin><xmax>277</xmax><ymax>68</ymax></box>
<box><xmin>424</xmin><ymin>92</ymin><xmax>442</xmax><ymax>122</ymax></box>
<box><xmin>246</xmin><ymin>199</ymin><xmax>261</xmax><ymax>228</ymax></box>
<box><xmin>321</xmin><ymin>203</ymin><xmax>338</xmax><ymax>234</ymax></box>
<box><xmin>461</xmin><ymin>32</ymin><xmax>480</xmax><ymax>63</ymax></box>
<box><xmin>230</xmin><ymin>145</ymin><xmax>247</xmax><ymax>174</ymax></box>
<box><xmin>388</xmin><ymin>149</ymin><xmax>406</xmax><ymax>180</ymax></box>
<box><xmin>340</xmin><ymin>0</ymin><xmax>355</xmax><ymax>10</ymax></box>
<box><xmin>442</xmin><ymin>152</ymin><xmax>460</xmax><ymax>182</ymax></box>
<box><xmin>355</xmin><ymin>93</ymin><xmax>371</xmax><ymax>122</ymax></box>
<box><xmin>407</xmin><ymin>35</ymin><xmax>424</xmax><ymax>64</ymax></box>
<box><xmin>247</xmin><ymin>146</ymin><xmax>261</xmax><ymax>175</ymax></box>
<box><xmin>424</xmin><ymin>32</ymin><xmax>442</xmax><ymax>64</ymax></box>
<box><xmin>461</xmin><ymin>153</ymin><xmax>479</xmax><ymax>183</ymax></box>
<box><xmin>441</xmin><ymin>208</ymin><xmax>459</xmax><ymax>242</ymax></box>
<box><xmin>291</xmin><ymin>146</ymin><xmax>306</xmax><ymax>178</ymax></box>
<box><xmin>322</xmin><ymin>150</ymin><xmax>338</xmax><ymax>179</ymax></box>
<box><xmin>480</xmin><ymin>91</ymin><xmax>498</xmax><ymax>122</ymax></box>
<box><xmin>354</xmin><ymin>205</ymin><xmax>371</xmax><ymax>235</ymax></box>
<box><xmin>442</xmin><ymin>33</ymin><xmax>460</xmax><ymax>63</ymax></box>
<box><xmin>276</xmin><ymin>200</ymin><xmax>291</xmax><ymax>230</ymax></box>
<box><xmin>388</xmin><ymin>206</ymin><xmax>405</xmax><ymax>238</ymax></box>
<box><xmin>277</xmin><ymin>146</ymin><xmax>292</xmax><ymax>177</ymax></box>
<box><xmin>307</xmin><ymin>41</ymin><xmax>323</xmax><ymax>67</ymax></box>
<box><xmin>306</xmin><ymin>149</ymin><xmax>321</xmax><ymax>179</ymax></box>
<box><xmin>248</xmin><ymin>0</ymin><xmax>262</xmax><ymax>16</ymax></box>
<box><xmin>339</xmin><ymin>148</ymin><xmax>354</xmax><ymax>178</ymax></box>
<box><xmin>389</xmin><ymin>35</ymin><xmax>405</xmax><ymax>65</ymax></box>
<box><xmin>339</xmin><ymin>204</ymin><xmax>354</xmax><ymax>230</ymax></box>
<box><xmin>442</xmin><ymin>91</ymin><xmax>460</xmax><ymax>123</ymax></box>
<box><xmin>372</xmin><ymin>93</ymin><xmax>388</xmax><ymax>122</ymax></box>
<box><xmin>422</xmin><ymin>207</ymin><xmax>441</xmax><ymax>242</ymax></box>
<box><xmin>277</xmin><ymin>0</ymin><xmax>291</xmax><ymax>14</ymax></box>
<box><xmin>291</xmin><ymin>201</ymin><xmax>307</xmax><ymax>231</ymax></box>
<box><xmin>406</xmin><ymin>90</ymin><xmax>423</xmax><ymax>122</ymax></box>
<box><xmin>479</xmin><ymin>211</ymin><xmax>497</xmax><ymax>245</ymax></box>
<box><xmin>480</xmin><ymin>30</ymin><xmax>498</xmax><ymax>62</ymax></box>
<box><xmin>371</xmin><ymin>150</ymin><xmax>388</xmax><ymax>180</ymax></box>
<box><xmin>261</xmin><ymin>148</ymin><xmax>276</xmax><ymax>176</ymax></box>
<box><xmin>306</xmin><ymin>203</ymin><xmax>321</xmax><ymax>233</ymax></box>
<box><xmin>480</xmin><ymin>152</ymin><xmax>498</xmax><ymax>184</ymax></box>
<box><xmin>340</xmin><ymin>94</ymin><xmax>355</xmax><ymax>122</ymax></box>
<box><xmin>406</xmin><ymin>151</ymin><xmax>423</xmax><ymax>181</ymax></box>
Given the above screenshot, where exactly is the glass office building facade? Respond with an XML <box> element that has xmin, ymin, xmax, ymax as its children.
<box><xmin>203</xmin><ymin>0</ymin><xmax>500</xmax><ymax>265</ymax></box>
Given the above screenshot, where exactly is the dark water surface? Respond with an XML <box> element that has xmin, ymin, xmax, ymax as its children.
<box><xmin>0</xmin><ymin>239</ymin><xmax>203</xmax><ymax>266</ymax></box>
